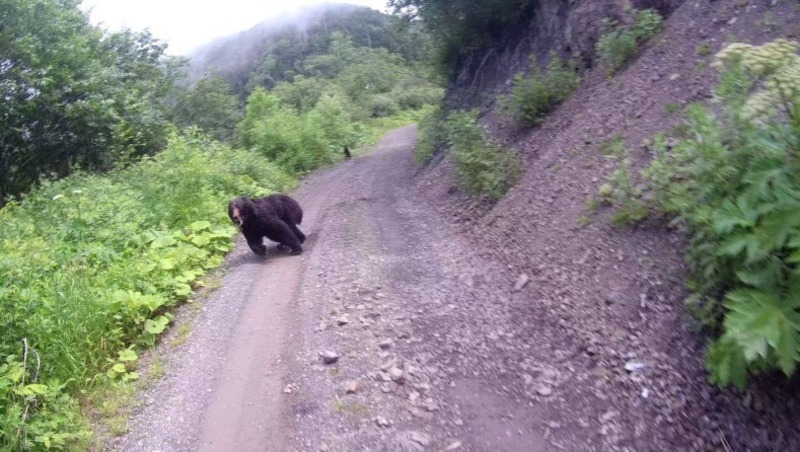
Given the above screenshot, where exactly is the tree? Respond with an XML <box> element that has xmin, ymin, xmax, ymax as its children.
<box><xmin>172</xmin><ymin>74</ymin><xmax>242</xmax><ymax>142</ymax></box>
<box><xmin>0</xmin><ymin>0</ymin><xmax>182</xmax><ymax>202</ymax></box>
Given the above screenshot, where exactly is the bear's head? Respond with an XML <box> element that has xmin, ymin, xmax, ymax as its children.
<box><xmin>228</xmin><ymin>197</ymin><xmax>255</xmax><ymax>230</ymax></box>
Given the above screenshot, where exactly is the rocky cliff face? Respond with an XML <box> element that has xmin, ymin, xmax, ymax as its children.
<box><xmin>446</xmin><ymin>0</ymin><xmax>685</xmax><ymax>109</ymax></box>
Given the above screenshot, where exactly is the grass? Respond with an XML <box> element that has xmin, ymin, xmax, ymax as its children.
<box><xmin>171</xmin><ymin>324</ymin><xmax>192</xmax><ymax>347</ymax></box>
<box><xmin>332</xmin><ymin>396</ymin><xmax>369</xmax><ymax>415</ymax></box>
<box><xmin>696</xmin><ymin>42</ymin><xmax>713</xmax><ymax>56</ymax></box>
<box><xmin>599</xmin><ymin>134</ymin><xmax>624</xmax><ymax>155</ymax></box>
<box><xmin>502</xmin><ymin>52</ymin><xmax>580</xmax><ymax>126</ymax></box>
<box><xmin>597</xmin><ymin>9</ymin><xmax>663</xmax><ymax>76</ymax></box>
<box><xmin>664</xmin><ymin>102</ymin><xmax>681</xmax><ymax>114</ymax></box>
<box><xmin>149</xmin><ymin>357</ymin><xmax>166</xmax><ymax>380</ymax></box>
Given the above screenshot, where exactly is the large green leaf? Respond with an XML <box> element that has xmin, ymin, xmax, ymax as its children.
<box><xmin>144</xmin><ymin>315</ymin><xmax>169</xmax><ymax>335</ymax></box>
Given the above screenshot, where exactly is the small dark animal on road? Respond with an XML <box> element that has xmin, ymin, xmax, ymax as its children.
<box><xmin>343</xmin><ymin>145</ymin><xmax>352</xmax><ymax>160</ymax></box>
<box><xmin>228</xmin><ymin>194</ymin><xmax>306</xmax><ymax>256</ymax></box>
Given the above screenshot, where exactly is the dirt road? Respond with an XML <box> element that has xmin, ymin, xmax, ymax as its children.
<box><xmin>110</xmin><ymin>126</ymin><xmax>555</xmax><ymax>451</ymax></box>
<box><xmin>112</xmin><ymin>125</ymin><xmax>691</xmax><ymax>452</ymax></box>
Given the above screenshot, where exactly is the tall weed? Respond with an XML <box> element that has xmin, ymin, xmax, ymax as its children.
<box><xmin>503</xmin><ymin>52</ymin><xmax>580</xmax><ymax>126</ymax></box>
<box><xmin>597</xmin><ymin>9</ymin><xmax>662</xmax><ymax>76</ymax></box>
<box><xmin>445</xmin><ymin>111</ymin><xmax>520</xmax><ymax>200</ymax></box>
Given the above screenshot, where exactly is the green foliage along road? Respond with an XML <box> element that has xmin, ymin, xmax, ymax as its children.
<box><xmin>0</xmin><ymin>132</ymin><xmax>294</xmax><ymax>449</ymax></box>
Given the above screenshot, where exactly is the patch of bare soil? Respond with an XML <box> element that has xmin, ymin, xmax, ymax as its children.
<box><xmin>419</xmin><ymin>0</ymin><xmax>800</xmax><ymax>450</ymax></box>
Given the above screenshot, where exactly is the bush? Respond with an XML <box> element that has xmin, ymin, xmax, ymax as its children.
<box><xmin>415</xmin><ymin>107</ymin><xmax>449</xmax><ymax>164</ymax></box>
<box><xmin>503</xmin><ymin>52</ymin><xmax>580</xmax><ymax>126</ymax></box>
<box><xmin>364</xmin><ymin>94</ymin><xmax>398</xmax><ymax>118</ymax></box>
<box><xmin>606</xmin><ymin>39</ymin><xmax>800</xmax><ymax>388</ymax></box>
<box><xmin>597</xmin><ymin>9</ymin><xmax>662</xmax><ymax>76</ymax></box>
<box><xmin>0</xmin><ymin>131</ymin><xmax>295</xmax><ymax>449</ymax></box>
<box><xmin>239</xmin><ymin>89</ymin><xmax>340</xmax><ymax>173</ymax></box>
<box><xmin>445</xmin><ymin>110</ymin><xmax>520</xmax><ymax>200</ymax></box>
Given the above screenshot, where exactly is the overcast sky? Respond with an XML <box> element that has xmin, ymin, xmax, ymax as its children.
<box><xmin>80</xmin><ymin>0</ymin><xmax>390</xmax><ymax>55</ymax></box>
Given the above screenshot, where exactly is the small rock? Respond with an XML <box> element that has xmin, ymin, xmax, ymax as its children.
<box><xmin>513</xmin><ymin>273</ymin><xmax>530</xmax><ymax>292</ymax></box>
<box><xmin>600</xmin><ymin>410</ymin><xmax>619</xmax><ymax>422</ymax></box>
<box><xmin>345</xmin><ymin>380</ymin><xmax>360</xmax><ymax>394</ymax></box>
<box><xmin>319</xmin><ymin>350</ymin><xmax>339</xmax><ymax>365</ymax></box>
<box><xmin>389</xmin><ymin>366</ymin><xmax>405</xmax><ymax>383</ymax></box>
<box><xmin>444</xmin><ymin>441</ymin><xmax>463</xmax><ymax>450</ymax></box>
<box><xmin>283</xmin><ymin>383</ymin><xmax>297</xmax><ymax>394</ymax></box>
<box><xmin>378</xmin><ymin>339</ymin><xmax>393</xmax><ymax>350</ymax></box>
<box><xmin>409</xmin><ymin>431</ymin><xmax>431</xmax><ymax>446</ymax></box>
<box><xmin>669</xmin><ymin>73</ymin><xmax>680</xmax><ymax>81</ymax></box>
<box><xmin>727</xmin><ymin>17</ymin><xmax>737</xmax><ymax>25</ymax></box>
<box><xmin>454</xmin><ymin>419</ymin><xmax>464</xmax><ymax>426</ymax></box>
<box><xmin>624</xmin><ymin>361</ymin><xmax>649</xmax><ymax>373</ymax></box>
<box><xmin>522</xmin><ymin>374</ymin><xmax>534</xmax><ymax>385</ymax></box>
<box><xmin>425</xmin><ymin>399</ymin><xmax>439</xmax><ymax>411</ymax></box>
<box><xmin>536</xmin><ymin>385</ymin><xmax>553</xmax><ymax>397</ymax></box>
<box><xmin>605</xmin><ymin>291</ymin><xmax>625</xmax><ymax>305</ymax></box>
<box><xmin>336</xmin><ymin>316</ymin><xmax>350</xmax><ymax>326</ymax></box>
<box><xmin>375</xmin><ymin>416</ymin><xmax>391</xmax><ymax>427</ymax></box>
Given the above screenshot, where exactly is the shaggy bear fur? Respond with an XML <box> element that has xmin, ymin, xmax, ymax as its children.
<box><xmin>228</xmin><ymin>194</ymin><xmax>306</xmax><ymax>256</ymax></box>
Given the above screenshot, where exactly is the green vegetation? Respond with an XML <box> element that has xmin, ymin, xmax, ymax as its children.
<box><xmin>0</xmin><ymin>132</ymin><xmax>294</xmax><ymax>448</ymax></box>
<box><xmin>502</xmin><ymin>53</ymin><xmax>581</xmax><ymax>126</ymax></box>
<box><xmin>596</xmin><ymin>138</ymin><xmax>648</xmax><ymax>226</ymax></box>
<box><xmin>0</xmin><ymin>0</ymin><xmax>184</xmax><ymax>202</ymax></box>
<box><xmin>415</xmin><ymin>107</ymin><xmax>449</xmax><ymax>165</ymax></box>
<box><xmin>596</xmin><ymin>9</ymin><xmax>663</xmax><ymax>76</ymax></box>
<box><xmin>171</xmin><ymin>74</ymin><xmax>243</xmax><ymax>143</ymax></box>
<box><xmin>696</xmin><ymin>42</ymin><xmax>713</xmax><ymax>57</ymax></box>
<box><xmin>664</xmin><ymin>102</ymin><xmax>681</xmax><ymax>114</ymax></box>
<box><xmin>419</xmin><ymin>110</ymin><xmax>520</xmax><ymax>199</ymax></box>
<box><xmin>603</xmin><ymin>39</ymin><xmax>800</xmax><ymax>388</ymax></box>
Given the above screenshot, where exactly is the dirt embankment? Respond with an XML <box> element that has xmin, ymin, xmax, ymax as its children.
<box><xmin>420</xmin><ymin>0</ymin><xmax>800</xmax><ymax>450</ymax></box>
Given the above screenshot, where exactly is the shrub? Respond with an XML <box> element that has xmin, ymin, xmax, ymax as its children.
<box><xmin>445</xmin><ymin>110</ymin><xmax>520</xmax><ymax>200</ymax></box>
<box><xmin>596</xmin><ymin>9</ymin><xmax>662</xmax><ymax>76</ymax></box>
<box><xmin>503</xmin><ymin>52</ymin><xmax>581</xmax><ymax>126</ymax></box>
<box><xmin>415</xmin><ymin>107</ymin><xmax>449</xmax><ymax>164</ymax></box>
<box><xmin>606</xmin><ymin>39</ymin><xmax>800</xmax><ymax>388</ymax></box>
<box><xmin>368</xmin><ymin>94</ymin><xmax>400</xmax><ymax>118</ymax></box>
<box><xmin>0</xmin><ymin>131</ymin><xmax>295</xmax><ymax>448</ymax></box>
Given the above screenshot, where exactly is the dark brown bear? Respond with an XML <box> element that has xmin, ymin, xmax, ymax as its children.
<box><xmin>228</xmin><ymin>194</ymin><xmax>306</xmax><ymax>256</ymax></box>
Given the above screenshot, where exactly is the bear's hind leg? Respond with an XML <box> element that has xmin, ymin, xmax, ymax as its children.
<box><xmin>265</xmin><ymin>220</ymin><xmax>303</xmax><ymax>255</ymax></box>
<box><xmin>289</xmin><ymin>223</ymin><xmax>306</xmax><ymax>244</ymax></box>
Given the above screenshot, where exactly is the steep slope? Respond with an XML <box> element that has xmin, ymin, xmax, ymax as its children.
<box><xmin>419</xmin><ymin>0</ymin><xmax>800</xmax><ymax>449</ymax></box>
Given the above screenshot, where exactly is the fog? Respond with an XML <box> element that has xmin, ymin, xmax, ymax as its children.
<box><xmin>80</xmin><ymin>0</ymin><xmax>389</xmax><ymax>55</ymax></box>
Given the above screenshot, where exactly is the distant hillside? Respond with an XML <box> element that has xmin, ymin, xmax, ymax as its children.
<box><xmin>187</xmin><ymin>3</ymin><xmax>428</xmax><ymax>97</ymax></box>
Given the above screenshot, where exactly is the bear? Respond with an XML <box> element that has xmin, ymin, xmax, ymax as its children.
<box><xmin>228</xmin><ymin>194</ymin><xmax>306</xmax><ymax>256</ymax></box>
